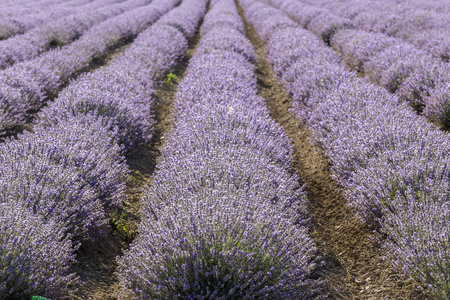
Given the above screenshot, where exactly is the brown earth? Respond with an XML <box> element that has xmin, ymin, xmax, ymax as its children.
<box><xmin>69</xmin><ymin>22</ymin><xmax>203</xmax><ymax>300</ymax></box>
<box><xmin>236</xmin><ymin>1</ymin><xmax>430</xmax><ymax>299</ymax></box>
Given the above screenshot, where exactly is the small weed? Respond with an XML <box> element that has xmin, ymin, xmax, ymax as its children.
<box><xmin>110</xmin><ymin>212</ymin><xmax>128</xmax><ymax>233</ymax></box>
<box><xmin>166</xmin><ymin>72</ymin><xmax>177</xmax><ymax>85</ymax></box>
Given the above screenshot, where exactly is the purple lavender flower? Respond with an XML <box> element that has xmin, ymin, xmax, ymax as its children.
<box><xmin>0</xmin><ymin>0</ymin><xmax>101</xmax><ymax>40</ymax></box>
<box><xmin>117</xmin><ymin>0</ymin><xmax>319</xmax><ymax>298</ymax></box>
<box><xmin>0</xmin><ymin>0</ymin><xmax>152</xmax><ymax>69</ymax></box>
<box><xmin>32</xmin><ymin>114</ymin><xmax>129</xmax><ymax>211</ymax></box>
<box><xmin>0</xmin><ymin>129</ymin><xmax>108</xmax><ymax>240</ymax></box>
<box><xmin>0</xmin><ymin>202</ymin><xmax>77</xmax><ymax>299</ymax></box>
<box><xmin>331</xmin><ymin>29</ymin><xmax>397</xmax><ymax>72</ymax></box>
<box><xmin>0</xmin><ymin>0</ymin><xmax>180</xmax><ymax>136</ymax></box>
<box><xmin>424</xmin><ymin>82</ymin><xmax>450</xmax><ymax>129</ymax></box>
<box><xmin>272</xmin><ymin>0</ymin><xmax>450</xmax><ymax>127</ymax></box>
<box><xmin>241</xmin><ymin>0</ymin><xmax>450</xmax><ymax>297</ymax></box>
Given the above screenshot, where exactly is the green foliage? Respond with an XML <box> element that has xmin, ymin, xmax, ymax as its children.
<box><xmin>166</xmin><ymin>72</ymin><xmax>177</xmax><ymax>85</ymax></box>
<box><xmin>110</xmin><ymin>213</ymin><xmax>128</xmax><ymax>233</ymax></box>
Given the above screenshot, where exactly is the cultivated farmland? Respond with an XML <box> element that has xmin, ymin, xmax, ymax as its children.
<box><xmin>0</xmin><ymin>0</ymin><xmax>449</xmax><ymax>299</ymax></box>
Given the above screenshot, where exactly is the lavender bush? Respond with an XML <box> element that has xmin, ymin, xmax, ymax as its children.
<box><xmin>269</xmin><ymin>0</ymin><xmax>353</xmax><ymax>44</ymax></box>
<box><xmin>0</xmin><ymin>202</ymin><xmax>77</xmax><ymax>299</ymax></box>
<box><xmin>424</xmin><ymin>82</ymin><xmax>450</xmax><ymax>129</ymax></box>
<box><xmin>331</xmin><ymin>29</ymin><xmax>396</xmax><ymax>72</ymax></box>
<box><xmin>290</xmin><ymin>0</ymin><xmax>450</xmax><ymax>62</ymax></box>
<box><xmin>265</xmin><ymin>27</ymin><xmax>339</xmax><ymax>76</ymax></box>
<box><xmin>157</xmin><ymin>6</ymin><xmax>200</xmax><ymax>39</ymax></box>
<box><xmin>306</xmin><ymin>11</ymin><xmax>352</xmax><ymax>44</ymax></box>
<box><xmin>196</xmin><ymin>27</ymin><xmax>257</xmax><ymax>64</ymax></box>
<box><xmin>35</xmin><ymin>6</ymin><xmax>192</xmax><ymax>153</ymax></box>
<box><xmin>119</xmin><ymin>188</ymin><xmax>315</xmax><ymax>299</ymax></box>
<box><xmin>36</xmin><ymin>68</ymin><xmax>157</xmax><ymax>151</ymax></box>
<box><xmin>245</xmin><ymin>2</ymin><xmax>298</xmax><ymax>42</ymax></box>
<box><xmin>0</xmin><ymin>0</ymin><xmax>153</xmax><ymax>69</ymax></box>
<box><xmin>241</xmin><ymin>0</ymin><xmax>450</xmax><ymax>298</ymax></box>
<box><xmin>0</xmin><ymin>116</ymin><xmax>126</xmax><ymax>240</ymax></box>
<box><xmin>117</xmin><ymin>0</ymin><xmax>319</xmax><ymax>298</ymax></box>
<box><xmin>269</xmin><ymin>0</ymin><xmax>325</xmax><ymax>28</ymax></box>
<box><xmin>363</xmin><ymin>44</ymin><xmax>431</xmax><ymax>93</ymax></box>
<box><xmin>409</xmin><ymin>29</ymin><xmax>450</xmax><ymax>62</ymax></box>
<box><xmin>0</xmin><ymin>0</ymin><xmax>96</xmax><ymax>40</ymax></box>
<box><xmin>0</xmin><ymin>0</ymin><xmax>206</xmax><ymax>295</ymax></box>
<box><xmin>0</xmin><ymin>0</ymin><xmax>180</xmax><ymax>137</ymax></box>
<box><xmin>273</xmin><ymin>4</ymin><xmax>450</xmax><ymax>128</ymax></box>
<box><xmin>395</xmin><ymin>61</ymin><xmax>448</xmax><ymax>113</ymax></box>
<box><xmin>330</xmin><ymin>29</ymin><xmax>450</xmax><ymax>126</ymax></box>
<box><xmin>272</xmin><ymin>0</ymin><xmax>450</xmax><ymax>128</ymax></box>
<box><xmin>201</xmin><ymin>0</ymin><xmax>245</xmax><ymax>35</ymax></box>
<box><xmin>31</xmin><ymin>114</ymin><xmax>128</xmax><ymax>211</ymax></box>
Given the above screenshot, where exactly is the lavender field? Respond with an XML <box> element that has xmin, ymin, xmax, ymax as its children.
<box><xmin>0</xmin><ymin>0</ymin><xmax>449</xmax><ymax>299</ymax></box>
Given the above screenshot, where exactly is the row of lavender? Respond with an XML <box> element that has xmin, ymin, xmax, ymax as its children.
<box><xmin>331</xmin><ymin>29</ymin><xmax>450</xmax><ymax>129</ymax></box>
<box><xmin>0</xmin><ymin>0</ymin><xmax>151</xmax><ymax>70</ymax></box>
<box><xmin>0</xmin><ymin>0</ymin><xmax>99</xmax><ymax>40</ymax></box>
<box><xmin>241</xmin><ymin>0</ymin><xmax>450</xmax><ymax>298</ymax></box>
<box><xmin>297</xmin><ymin>0</ymin><xmax>450</xmax><ymax>63</ymax></box>
<box><xmin>0</xmin><ymin>0</ymin><xmax>68</xmax><ymax>9</ymax></box>
<box><xmin>0</xmin><ymin>0</ymin><xmax>84</xmax><ymax>13</ymax></box>
<box><xmin>268</xmin><ymin>0</ymin><xmax>450</xmax><ymax>131</ymax></box>
<box><xmin>0</xmin><ymin>0</ymin><xmax>80</xmax><ymax>15</ymax></box>
<box><xmin>117</xmin><ymin>0</ymin><xmax>320</xmax><ymax>298</ymax></box>
<box><xmin>0</xmin><ymin>0</ymin><xmax>168</xmax><ymax>138</ymax></box>
<box><xmin>0</xmin><ymin>0</ymin><xmax>205</xmax><ymax>297</ymax></box>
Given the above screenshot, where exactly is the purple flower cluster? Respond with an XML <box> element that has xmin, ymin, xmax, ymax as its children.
<box><xmin>0</xmin><ymin>0</ymin><xmax>178</xmax><ymax>137</ymax></box>
<box><xmin>35</xmin><ymin>0</ymin><xmax>191</xmax><ymax>152</ymax></box>
<box><xmin>117</xmin><ymin>0</ymin><xmax>318</xmax><ymax>298</ymax></box>
<box><xmin>36</xmin><ymin>68</ymin><xmax>157</xmax><ymax>152</ymax></box>
<box><xmin>0</xmin><ymin>0</ymin><xmax>153</xmax><ymax>70</ymax></box>
<box><xmin>269</xmin><ymin>0</ymin><xmax>450</xmax><ymax>130</ymax></box>
<box><xmin>0</xmin><ymin>203</ymin><xmax>77</xmax><ymax>299</ymax></box>
<box><xmin>293</xmin><ymin>0</ymin><xmax>450</xmax><ymax>63</ymax></box>
<box><xmin>408</xmin><ymin>29</ymin><xmax>450</xmax><ymax>62</ymax></box>
<box><xmin>330</xmin><ymin>29</ymin><xmax>450</xmax><ymax>129</ymax></box>
<box><xmin>0</xmin><ymin>0</ymin><xmax>95</xmax><ymax>39</ymax></box>
<box><xmin>0</xmin><ymin>0</ymin><xmax>201</xmax><ymax>296</ymax></box>
<box><xmin>270</xmin><ymin>0</ymin><xmax>353</xmax><ymax>44</ymax></box>
<box><xmin>0</xmin><ymin>115</ymin><xmax>127</xmax><ymax>240</ymax></box>
<box><xmin>241</xmin><ymin>0</ymin><xmax>450</xmax><ymax>298</ymax></box>
<box><xmin>201</xmin><ymin>0</ymin><xmax>245</xmax><ymax>35</ymax></box>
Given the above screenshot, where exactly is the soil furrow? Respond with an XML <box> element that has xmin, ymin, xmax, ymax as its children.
<box><xmin>236</xmin><ymin>1</ymin><xmax>425</xmax><ymax>299</ymax></box>
<box><xmin>69</xmin><ymin>22</ymin><xmax>203</xmax><ymax>300</ymax></box>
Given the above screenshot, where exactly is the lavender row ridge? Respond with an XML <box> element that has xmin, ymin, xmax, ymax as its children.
<box><xmin>0</xmin><ymin>0</ymin><xmax>175</xmax><ymax>138</ymax></box>
<box><xmin>116</xmin><ymin>0</ymin><xmax>319</xmax><ymax>298</ymax></box>
<box><xmin>0</xmin><ymin>0</ymin><xmax>205</xmax><ymax>297</ymax></box>
<box><xmin>0</xmin><ymin>0</ymin><xmax>99</xmax><ymax>40</ymax></box>
<box><xmin>289</xmin><ymin>0</ymin><xmax>450</xmax><ymax>62</ymax></box>
<box><xmin>0</xmin><ymin>0</ymin><xmax>90</xmax><ymax>15</ymax></box>
<box><xmin>240</xmin><ymin>0</ymin><xmax>450</xmax><ymax>298</ymax></box>
<box><xmin>269</xmin><ymin>0</ymin><xmax>450</xmax><ymax>130</ymax></box>
<box><xmin>0</xmin><ymin>0</ymin><xmax>154</xmax><ymax>70</ymax></box>
<box><xmin>272</xmin><ymin>0</ymin><xmax>450</xmax><ymax>130</ymax></box>
<box><xmin>330</xmin><ymin>29</ymin><xmax>450</xmax><ymax>130</ymax></box>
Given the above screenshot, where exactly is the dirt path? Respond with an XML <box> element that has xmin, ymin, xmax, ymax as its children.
<box><xmin>70</xmin><ymin>23</ymin><xmax>203</xmax><ymax>300</ymax></box>
<box><xmin>236</xmin><ymin>1</ymin><xmax>427</xmax><ymax>299</ymax></box>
